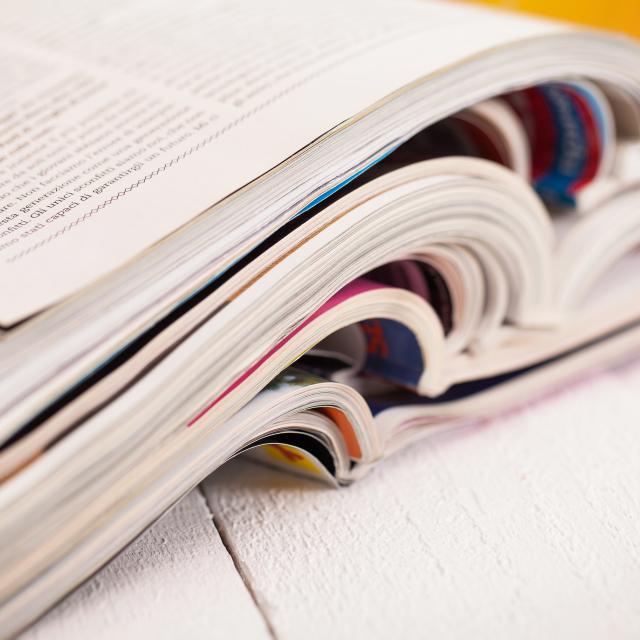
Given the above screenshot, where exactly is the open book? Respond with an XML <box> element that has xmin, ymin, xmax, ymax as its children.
<box><xmin>1</xmin><ymin>0</ymin><xmax>640</xmax><ymax>634</ymax></box>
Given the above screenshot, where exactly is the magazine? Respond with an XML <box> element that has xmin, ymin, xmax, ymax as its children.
<box><xmin>1</xmin><ymin>0</ymin><xmax>640</xmax><ymax>635</ymax></box>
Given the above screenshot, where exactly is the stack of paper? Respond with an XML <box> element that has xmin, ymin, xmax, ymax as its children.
<box><xmin>1</xmin><ymin>0</ymin><xmax>640</xmax><ymax>634</ymax></box>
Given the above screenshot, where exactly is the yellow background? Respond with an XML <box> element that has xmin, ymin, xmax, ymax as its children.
<box><xmin>474</xmin><ymin>0</ymin><xmax>640</xmax><ymax>37</ymax></box>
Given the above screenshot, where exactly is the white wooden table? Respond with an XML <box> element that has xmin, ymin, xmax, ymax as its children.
<box><xmin>21</xmin><ymin>359</ymin><xmax>640</xmax><ymax>639</ymax></box>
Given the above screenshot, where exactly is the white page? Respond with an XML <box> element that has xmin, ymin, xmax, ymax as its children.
<box><xmin>0</xmin><ymin>0</ymin><xmax>563</xmax><ymax>324</ymax></box>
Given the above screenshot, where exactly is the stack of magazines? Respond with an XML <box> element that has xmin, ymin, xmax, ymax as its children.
<box><xmin>1</xmin><ymin>0</ymin><xmax>640</xmax><ymax>634</ymax></box>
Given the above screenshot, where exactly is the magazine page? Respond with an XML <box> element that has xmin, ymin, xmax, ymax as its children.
<box><xmin>0</xmin><ymin>0</ymin><xmax>562</xmax><ymax>324</ymax></box>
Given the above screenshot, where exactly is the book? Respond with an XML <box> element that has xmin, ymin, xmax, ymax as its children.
<box><xmin>1</xmin><ymin>0</ymin><xmax>640</xmax><ymax>634</ymax></box>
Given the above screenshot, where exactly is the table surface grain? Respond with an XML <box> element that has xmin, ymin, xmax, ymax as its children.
<box><xmin>20</xmin><ymin>359</ymin><xmax>640</xmax><ymax>639</ymax></box>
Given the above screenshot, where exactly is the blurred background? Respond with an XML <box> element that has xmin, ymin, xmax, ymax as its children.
<box><xmin>474</xmin><ymin>0</ymin><xmax>640</xmax><ymax>37</ymax></box>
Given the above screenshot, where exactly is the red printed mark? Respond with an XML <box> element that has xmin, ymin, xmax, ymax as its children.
<box><xmin>362</xmin><ymin>319</ymin><xmax>389</xmax><ymax>358</ymax></box>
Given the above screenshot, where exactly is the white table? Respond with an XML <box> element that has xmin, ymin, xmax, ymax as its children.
<box><xmin>22</xmin><ymin>359</ymin><xmax>640</xmax><ymax>639</ymax></box>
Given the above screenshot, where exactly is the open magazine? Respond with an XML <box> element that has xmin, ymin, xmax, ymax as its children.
<box><xmin>1</xmin><ymin>0</ymin><xmax>640</xmax><ymax>634</ymax></box>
